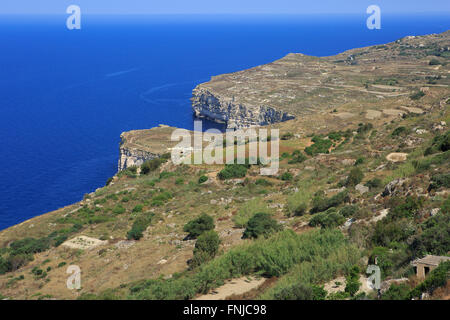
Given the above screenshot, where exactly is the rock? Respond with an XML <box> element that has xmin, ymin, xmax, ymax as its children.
<box><xmin>430</xmin><ymin>208</ymin><xmax>441</xmax><ymax>216</ymax></box>
<box><xmin>341</xmin><ymin>159</ymin><xmax>356</xmax><ymax>166</ymax></box>
<box><xmin>115</xmin><ymin>240</ymin><xmax>135</xmax><ymax>250</ymax></box>
<box><xmin>382</xmin><ymin>178</ymin><xmax>408</xmax><ymax>197</ymax></box>
<box><xmin>157</xmin><ymin>259</ymin><xmax>167</xmax><ymax>265</ymax></box>
<box><xmin>386</xmin><ymin>152</ymin><xmax>408</xmax><ymax>162</ymax></box>
<box><xmin>355</xmin><ymin>184</ymin><xmax>369</xmax><ymax>194</ymax></box>
<box><xmin>415</xmin><ymin>129</ymin><xmax>428</xmax><ymax>135</ymax></box>
<box><xmin>191</xmin><ymin>87</ymin><xmax>295</xmax><ymax>128</ymax></box>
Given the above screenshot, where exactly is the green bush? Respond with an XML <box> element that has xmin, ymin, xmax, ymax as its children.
<box><xmin>198</xmin><ymin>176</ymin><xmax>208</xmax><ymax>184</ymax></box>
<box><xmin>280</xmin><ymin>172</ymin><xmax>293</xmax><ymax>181</ymax></box>
<box><xmin>218</xmin><ymin>164</ymin><xmax>248</xmax><ymax>180</ymax></box>
<box><xmin>255</xmin><ymin>179</ymin><xmax>272</xmax><ymax>186</ymax></box>
<box><xmin>141</xmin><ymin>157</ymin><xmax>167</xmax><ymax>175</ymax></box>
<box><xmin>233</xmin><ymin>198</ymin><xmax>270</xmax><ymax>228</ymax></box>
<box><xmin>429</xmin><ymin>58</ymin><xmax>441</xmax><ymax>65</ymax></box>
<box><xmin>382</xmin><ymin>283</ymin><xmax>411</xmax><ymax>300</ymax></box>
<box><xmin>127</xmin><ymin>212</ymin><xmax>154</xmax><ymax>240</ymax></box>
<box><xmin>365</xmin><ymin>178</ymin><xmax>382</xmax><ymax>190</ymax></box>
<box><xmin>354</xmin><ymin>157</ymin><xmax>364</xmax><ymax>165</ymax></box>
<box><xmin>190</xmin><ymin>230</ymin><xmax>220</xmax><ymax>268</ymax></box>
<box><xmin>175</xmin><ymin>178</ymin><xmax>184</xmax><ymax>185</ymax></box>
<box><xmin>410</xmin><ymin>91</ymin><xmax>425</xmax><ymax>100</ymax></box>
<box><xmin>273</xmin><ymin>283</ymin><xmax>327</xmax><ymax>300</ymax></box>
<box><xmin>345</xmin><ymin>265</ymin><xmax>361</xmax><ymax>297</ymax></box>
<box><xmin>242</xmin><ymin>212</ymin><xmax>282</xmax><ymax>239</ymax></box>
<box><xmin>132</xmin><ymin>204</ymin><xmax>144</xmax><ymax>213</ymax></box>
<box><xmin>112</xmin><ymin>205</ymin><xmax>125</xmax><ymax>215</ymax></box>
<box><xmin>293</xmin><ymin>203</ymin><xmax>307</xmax><ymax>216</ymax></box>
<box><xmin>410</xmin><ymin>213</ymin><xmax>449</xmax><ymax>258</ymax></box>
<box><xmin>345</xmin><ymin>167</ymin><xmax>364</xmax><ymax>187</ymax></box>
<box><xmin>304</xmin><ymin>136</ymin><xmax>332</xmax><ymax>156</ymax></box>
<box><xmin>391</xmin><ymin>126</ymin><xmax>409</xmax><ymax>137</ymax></box>
<box><xmin>387</xmin><ymin>196</ymin><xmax>423</xmax><ymax>222</ymax></box>
<box><xmin>310</xmin><ymin>190</ymin><xmax>348</xmax><ymax>214</ymax></box>
<box><xmin>309</xmin><ymin>208</ymin><xmax>346</xmax><ymax>229</ymax></box>
<box><xmin>288</xmin><ymin>151</ymin><xmax>307</xmax><ymax>164</ymax></box>
<box><xmin>339</xmin><ymin>205</ymin><xmax>359</xmax><ymax>218</ymax></box>
<box><xmin>428</xmin><ymin>173</ymin><xmax>450</xmax><ymax>191</ymax></box>
<box><xmin>372</xmin><ymin>218</ymin><xmax>416</xmax><ymax>247</ymax></box>
<box><xmin>183</xmin><ymin>214</ymin><xmax>215</xmax><ymax>239</ymax></box>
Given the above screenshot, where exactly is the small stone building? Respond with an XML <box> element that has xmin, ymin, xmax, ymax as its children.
<box><xmin>411</xmin><ymin>255</ymin><xmax>450</xmax><ymax>279</ymax></box>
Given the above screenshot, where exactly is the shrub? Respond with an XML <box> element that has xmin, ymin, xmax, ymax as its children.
<box><xmin>273</xmin><ymin>283</ymin><xmax>327</xmax><ymax>300</ymax></box>
<box><xmin>304</xmin><ymin>136</ymin><xmax>332</xmax><ymax>156</ymax></box>
<box><xmin>288</xmin><ymin>151</ymin><xmax>307</xmax><ymax>164</ymax></box>
<box><xmin>242</xmin><ymin>212</ymin><xmax>282</xmax><ymax>239</ymax></box>
<box><xmin>293</xmin><ymin>203</ymin><xmax>307</xmax><ymax>216</ymax></box>
<box><xmin>429</xmin><ymin>58</ymin><xmax>441</xmax><ymax>65</ymax></box>
<box><xmin>127</xmin><ymin>212</ymin><xmax>154</xmax><ymax>240</ymax></box>
<box><xmin>339</xmin><ymin>205</ymin><xmax>359</xmax><ymax>218</ymax></box>
<box><xmin>281</xmin><ymin>172</ymin><xmax>293</xmax><ymax>181</ymax></box>
<box><xmin>391</xmin><ymin>126</ymin><xmax>409</xmax><ymax>137</ymax></box>
<box><xmin>410</xmin><ymin>91</ymin><xmax>425</xmax><ymax>100</ymax></box>
<box><xmin>112</xmin><ymin>205</ymin><xmax>125</xmax><ymax>215</ymax></box>
<box><xmin>281</xmin><ymin>132</ymin><xmax>294</xmax><ymax>140</ymax></box>
<box><xmin>345</xmin><ymin>167</ymin><xmax>364</xmax><ymax>187</ymax></box>
<box><xmin>198</xmin><ymin>176</ymin><xmax>208</xmax><ymax>184</ymax></box>
<box><xmin>365</xmin><ymin>178</ymin><xmax>382</xmax><ymax>190</ymax></box>
<box><xmin>255</xmin><ymin>179</ymin><xmax>272</xmax><ymax>186</ymax></box>
<box><xmin>141</xmin><ymin>158</ymin><xmax>166</xmax><ymax>175</ymax></box>
<box><xmin>387</xmin><ymin>196</ymin><xmax>423</xmax><ymax>222</ymax></box>
<box><xmin>175</xmin><ymin>178</ymin><xmax>184</xmax><ymax>185</ymax></box>
<box><xmin>183</xmin><ymin>214</ymin><xmax>215</xmax><ymax>239</ymax></box>
<box><xmin>410</xmin><ymin>213</ymin><xmax>449</xmax><ymax>258</ymax></box>
<box><xmin>132</xmin><ymin>204</ymin><xmax>144</xmax><ymax>213</ymax></box>
<box><xmin>309</xmin><ymin>208</ymin><xmax>346</xmax><ymax>228</ymax></box>
<box><xmin>345</xmin><ymin>266</ymin><xmax>361</xmax><ymax>297</ymax></box>
<box><xmin>428</xmin><ymin>173</ymin><xmax>450</xmax><ymax>191</ymax></box>
<box><xmin>233</xmin><ymin>198</ymin><xmax>270</xmax><ymax>228</ymax></box>
<box><xmin>354</xmin><ymin>157</ymin><xmax>364</xmax><ymax>165</ymax></box>
<box><xmin>382</xmin><ymin>283</ymin><xmax>410</xmax><ymax>300</ymax></box>
<box><xmin>218</xmin><ymin>164</ymin><xmax>248</xmax><ymax>180</ymax></box>
<box><xmin>190</xmin><ymin>230</ymin><xmax>220</xmax><ymax>268</ymax></box>
<box><xmin>310</xmin><ymin>190</ymin><xmax>348</xmax><ymax>214</ymax></box>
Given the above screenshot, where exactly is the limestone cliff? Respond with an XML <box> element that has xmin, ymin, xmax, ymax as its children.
<box><xmin>118</xmin><ymin>144</ymin><xmax>159</xmax><ymax>171</ymax></box>
<box><xmin>191</xmin><ymin>87</ymin><xmax>295</xmax><ymax>128</ymax></box>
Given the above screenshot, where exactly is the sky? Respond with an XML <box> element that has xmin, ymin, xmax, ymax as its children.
<box><xmin>1</xmin><ymin>0</ymin><xmax>449</xmax><ymax>15</ymax></box>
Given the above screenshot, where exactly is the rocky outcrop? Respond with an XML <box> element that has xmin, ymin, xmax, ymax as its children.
<box><xmin>191</xmin><ymin>87</ymin><xmax>295</xmax><ymax>128</ymax></box>
<box><xmin>118</xmin><ymin>147</ymin><xmax>159</xmax><ymax>171</ymax></box>
<box><xmin>118</xmin><ymin>134</ymin><xmax>160</xmax><ymax>171</ymax></box>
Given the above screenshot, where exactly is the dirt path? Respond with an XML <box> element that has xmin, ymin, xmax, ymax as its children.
<box><xmin>196</xmin><ymin>277</ymin><xmax>266</xmax><ymax>300</ymax></box>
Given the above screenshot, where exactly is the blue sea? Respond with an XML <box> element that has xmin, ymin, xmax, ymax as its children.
<box><xmin>0</xmin><ymin>14</ymin><xmax>449</xmax><ymax>230</ymax></box>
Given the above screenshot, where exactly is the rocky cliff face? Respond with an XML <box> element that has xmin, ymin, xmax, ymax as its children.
<box><xmin>191</xmin><ymin>87</ymin><xmax>295</xmax><ymax>128</ymax></box>
<box><xmin>118</xmin><ymin>134</ymin><xmax>160</xmax><ymax>171</ymax></box>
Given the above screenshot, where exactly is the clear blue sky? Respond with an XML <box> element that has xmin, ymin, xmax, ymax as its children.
<box><xmin>1</xmin><ymin>0</ymin><xmax>449</xmax><ymax>15</ymax></box>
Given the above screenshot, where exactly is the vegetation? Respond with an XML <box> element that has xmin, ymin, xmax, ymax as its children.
<box><xmin>190</xmin><ymin>230</ymin><xmax>220</xmax><ymax>268</ymax></box>
<box><xmin>127</xmin><ymin>212</ymin><xmax>154</xmax><ymax>240</ymax></box>
<box><xmin>218</xmin><ymin>164</ymin><xmax>249</xmax><ymax>180</ymax></box>
<box><xmin>183</xmin><ymin>214</ymin><xmax>215</xmax><ymax>239</ymax></box>
<box><xmin>242</xmin><ymin>212</ymin><xmax>282</xmax><ymax>239</ymax></box>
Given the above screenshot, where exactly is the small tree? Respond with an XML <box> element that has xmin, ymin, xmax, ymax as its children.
<box><xmin>183</xmin><ymin>214</ymin><xmax>215</xmax><ymax>239</ymax></box>
<box><xmin>346</xmin><ymin>167</ymin><xmax>364</xmax><ymax>186</ymax></box>
<box><xmin>190</xmin><ymin>230</ymin><xmax>220</xmax><ymax>268</ymax></box>
<box><xmin>345</xmin><ymin>265</ymin><xmax>361</xmax><ymax>297</ymax></box>
<box><xmin>242</xmin><ymin>212</ymin><xmax>282</xmax><ymax>239</ymax></box>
